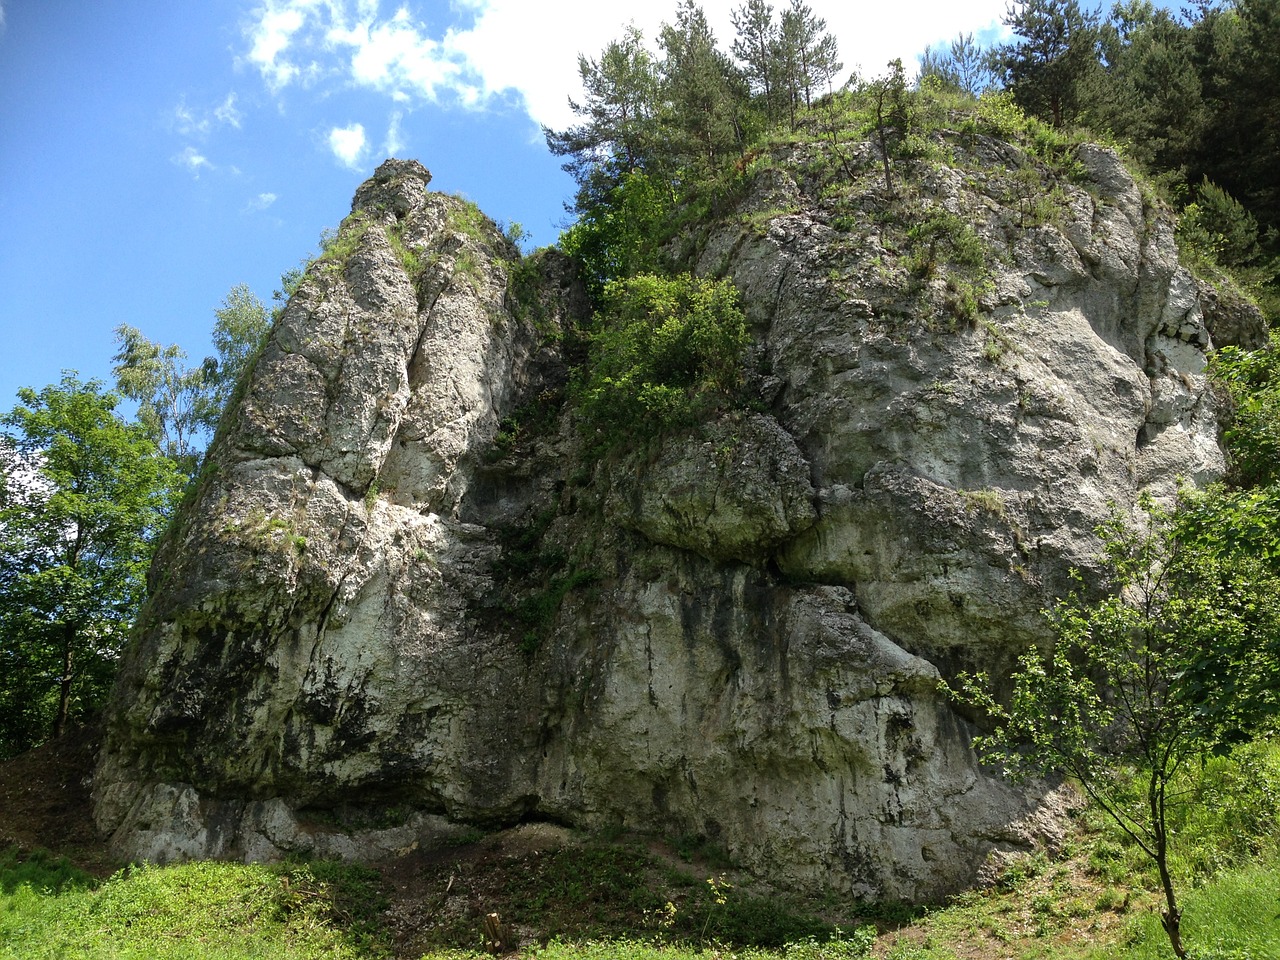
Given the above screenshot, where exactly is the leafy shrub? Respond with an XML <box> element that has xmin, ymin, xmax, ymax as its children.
<box><xmin>1211</xmin><ymin>330</ymin><xmax>1280</xmax><ymax>488</ymax></box>
<box><xmin>576</xmin><ymin>273</ymin><xmax>748</xmax><ymax>447</ymax></box>
<box><xmin>905</xmin><ymin>210</ymin><xmax>987</xmax><ymax>278</ymax></box>
<box><xmin>560</xmin><ymin>171</ymin><xmax>675</xmax><ymax>294</ymax></box>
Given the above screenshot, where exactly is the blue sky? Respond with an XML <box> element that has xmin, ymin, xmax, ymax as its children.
<box><xmin>0</xmin><ymin>0</ymin><xmax>1141</xmax><ymax>411</ymax></box>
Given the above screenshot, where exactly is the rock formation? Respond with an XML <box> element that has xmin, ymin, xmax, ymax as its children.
<box><xmin>95</xmin><ymin>135</ymin><xmax>1260</xmax><ymax>902</ymax></box>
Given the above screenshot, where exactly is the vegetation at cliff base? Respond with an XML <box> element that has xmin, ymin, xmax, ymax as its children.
<box><xmin>2</xmin><ymin>1</ymin><xmax>1280</xmax><ymax>958</ymax></box>
<box><xmin>0</xmin><ymin>851</ymin><xmax>390</xmax><ymax>959</ymax></box>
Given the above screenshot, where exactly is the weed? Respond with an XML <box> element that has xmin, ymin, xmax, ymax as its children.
<box><xmin>960</xmin><ymin>488</ymin><xmax>1006</xmax><ymax>517</ymax></box>
<box><xmin>452</xmin><ymin>248</ymin><xmax>485</xmax><ymax>294</ymax></box>
<box><xmin>445</xmin><ymin>197</ymin><xmax>492</xmax><ymax>243</ymax></box>
<box><xmin>386</xmin><ymin>225</ymin><xmax>422</xmax><ymax>278</ymax></box>
<box><xmin>316</xmin><ymin>213</ymin><xmax>371</xmax><ymax>273</ymax></box>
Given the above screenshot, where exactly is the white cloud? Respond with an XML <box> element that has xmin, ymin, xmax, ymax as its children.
<box><xmin>241</xmin><ymin>0</ymin><xmax>1011</xmax><ymax>131</ymax></box>
<box><xmin>0</xmin><ymin>3</ymin><xmax>6</xmax><ymax>32</ymax></box>
<box><xmin>245</xmin><ymin>192</ymin><xmax>279</xmax><ymax>211</ymax></box>
<box><xmin>329</xmin><ymin>7</ymin><xmax>462</xmax><ymax>98</ymax></box>
<box><xmin>328</xmin><ymin>123</ymin><xmax>368</xmax><ymax>168</ymax></box>
<box><xmin>246</xmin><ymin>1</ymin><xmax>312</xmax><ymax>89</ymax></box>
<box><xmin>215</xmin><ymin>93</ymin><xmax>244</xmax><ymax>128</ymax></box>
<box><xmin>384</xmin><ymin>111</ymin><xmax>405</xmax><ymax>156</ymax></box>
<box><xmin>173</xmin><ymin>93</ymin><xmax>244</xmax><ymax>137</ymax></box>
<box><xmin>175</xmin><ymin>146</ymin><xmax>212</xmax><ymax>176</ymax></box>
<box><xmin>174</xmin><ymin>102</ymin><xmax>209</xmax><ymax>137</ymax></box>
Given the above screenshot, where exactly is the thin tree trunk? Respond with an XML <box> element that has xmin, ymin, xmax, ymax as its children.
<box><xmin>1152</xmin><ymin>788</ymin><xmax>1187</xmax><ymax>958</ymax></box>
<box><xmin>53</xmin><ymin>623</ymin><xmax>75</xmax><ymax>738</ymax></box>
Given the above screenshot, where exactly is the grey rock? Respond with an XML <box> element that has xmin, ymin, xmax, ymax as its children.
<box><xmin>96</xmin><ymin>139</ymin><xmax>1235</xmax><ymax>902</ymax></box>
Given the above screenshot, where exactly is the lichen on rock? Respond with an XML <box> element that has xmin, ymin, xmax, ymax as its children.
<box><xmin>95</xmin><ymin>135</ymin><xmax>1242</xmax><ymax>903</ymax></box>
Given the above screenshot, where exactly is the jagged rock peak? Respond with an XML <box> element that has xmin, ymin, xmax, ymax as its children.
<box><xmin>351</xmin><ymin>157</ymin><xmax>432</xmax><ymax>221</ymax></box>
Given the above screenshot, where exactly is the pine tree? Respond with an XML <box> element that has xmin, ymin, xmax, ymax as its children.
<box><xmin>996</xmin><ymin>0</ymin><xmax>1102</xmax><ymax>128</ymax></box>
<box><xmin>920</xmin><ymin>32</ymin><xmax>995</xmax><ymax>97</ymax></box>
<box><xmin>731</xmin><ymin>0</ymin><xmax>783</xmax><ymax>122</ymax></box>
<box><xmin>777</xmin><ymin>0</ymin><xmax>842</xmax><ymax>123</ymax></box>
<box><xmin>1193</xmin><ymin>0</ymin><xmax>1280</xmax><ymax>238</ymax></box>
<box><xmin>658</xmin><ymin>1</ymin><xmax>748</xmax><ymax>178</ymax></box>
<box><xmin>543</xmin><ymin>25</ymin><xmax>661</xmax><ymax>212</ymax></box>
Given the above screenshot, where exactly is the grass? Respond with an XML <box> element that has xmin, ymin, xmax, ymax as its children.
<box><xmin>3</xmin><ymin>836</ymin><xmax>1279</xmax><ymax>959</ymax></box>
<box><xmin>1098</xmin><ymin>863</ymin><xmax>1280</xmax><ymax>960</ymax></box>
<box><xmin>0</xmin><ymin>853</ymin><xmax>389</xmax><ymax>960</ymax></box>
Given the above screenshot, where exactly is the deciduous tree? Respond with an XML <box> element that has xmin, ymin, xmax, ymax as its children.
<box><xmin>956</xmin><ymin>490</ymin><xmax>1280</xmax><ymax>959</ymax></box>
<box><xmin>112</xmin><ymin>285</ymin><xmax>271</xmax><ymax>476</ymax></box>
<box><xmin>0</xmin><ymin>375</ymin><xmax>181</xmax><ymax>758</ymax></box>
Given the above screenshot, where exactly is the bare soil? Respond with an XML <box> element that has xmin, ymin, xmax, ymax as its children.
<box><xmin>0</xmin><ymin>723</ymin><xmax>116</xmax><ymax>876</ymax></box>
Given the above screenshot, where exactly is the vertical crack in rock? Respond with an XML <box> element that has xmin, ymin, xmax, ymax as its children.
<box><xmin>95</xmin><ymin>143</ymin><xmax>1255</xmax><ymax>902</ymax></box>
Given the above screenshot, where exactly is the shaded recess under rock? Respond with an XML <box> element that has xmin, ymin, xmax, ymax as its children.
<box><xmin>94</xmin><ymin>142</ymin><xmax>1259</xmax><ymax>902</ymax></box>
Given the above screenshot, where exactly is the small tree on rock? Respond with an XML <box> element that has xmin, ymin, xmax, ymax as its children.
<box><xmin>955</xmin><ymin>489</ymin><xmax>1280</xmax><ymax>959</ymax></box>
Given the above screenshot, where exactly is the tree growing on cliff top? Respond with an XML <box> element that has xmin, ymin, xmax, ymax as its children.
<box><xmin>995</xmin><ymin>0</ymin><xmax>1101</xmax><ymax>128</ymax></box>
<box><xmin>955</xmin><ymin>489</ymin><xmax>1280</xmax><ymax>959</ymax></box>
<box><xmin>544</xmin><ymin>24</ymin><xmax>661</xmax><ymax>213</ymax></box>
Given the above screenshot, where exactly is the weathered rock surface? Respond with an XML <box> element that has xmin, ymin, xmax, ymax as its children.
<box><xmin>96</xmin><ymin>137</ymin><xmax>1252</xmax><ymax>902</ymax></box>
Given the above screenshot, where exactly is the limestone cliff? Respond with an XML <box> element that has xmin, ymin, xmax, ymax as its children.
<box><xmin>95</xmin><ymin>136</ymin><xmax>1260</xmax><ymax>902</ymax></box>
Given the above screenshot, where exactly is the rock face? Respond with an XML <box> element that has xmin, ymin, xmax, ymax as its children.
<box><xmin>95</xmin><ymin>141</ymin><xmax>1256</xmax><ymax>901</ymax></box>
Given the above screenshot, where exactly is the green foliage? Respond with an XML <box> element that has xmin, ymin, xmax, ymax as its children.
<box><xmin>0</xmin><ymin>855</ymin><xmax>390</xmax><ymax>959</ymax></box>
<box><xmin>994</xmin><ymin>0</ymin><xmax>1102</xmax><ymax>129</ymax></box>
<box><xmin>658</xmin><ymin>2</ymin><xmax>752</xmax><ymax>182</ymax></box>
<box><xmin>544</xmin><ymin>23</ymin><xmax>661</xmax><ymax>213</ymax></box>
<box><xmin>112</xmin><ymin>284</ymin><xmax>270</xmax><ymax>478</ymax></box>
<box><xmin>1211</xmin><ymin>331</ymin><xmax>1280</xmax><ymax>489</ymax></box>
<box><xmin>0</xmin><ymin>376</ymin><xmax>182</xmax><ymax>758</ymax></box>
<box><xmin>575</xmin><ymin>274</ymin><xmax>748</xmax><ymax>446</ymax></box>
<box><xmin>516</xmin><ymin>567</ymin><xmax>600</xmax><ymax>655</ymax></box>
<box><xmin>489</xmin><ymin>510</ymin><xmax>598</xmax><ymax>656</ymax></box>
<box><xmin>905</xmin><ymin>210</ymin><xmax>987</xmax><ymax>279</ymax></box>
<box><xmin>919</xmin><ymin>32</ymin><xmax>996</xmax><ymax>97</ymax></box>
<box><xmin>774</xmin><ymin>0</ymin><xmax>843</xmax><ymax>123</ymax></box>
<box><xmin>954</xmin><ymin>489</ymin><xmax>1280</xmax><ymax>958</ymax></box>
<box><xmin>209</xmin><ymin>283</ymin><xmax>272</xmax><ymax>414</ymax></box>
<box><xmin>385</xmin><ymin>225</ymin><xmax>422</xmax><ymax>279</ymax></box>
<box><xmin>455</xmin><ymin>843</ymin><xmax>857</xmax><ymax>951</ymax></box>
<box><xmin>560</xmin><ymin>171</ymin><xmax>675</xmax><ymax>295</ymax></box>
<box><xmin>1179</xmin><ymin>178</ymin><xmax>1262</xmax><ymax>271</ymax></box>
<box><xmin>863</xmin><ymin>58</ymin><xmax>910</xmax><ymax>196</ymax></box>
<box><xmin>111</xmin><ymin>325</ymin><xmax>214</xmax><ymax>476</ymax></box>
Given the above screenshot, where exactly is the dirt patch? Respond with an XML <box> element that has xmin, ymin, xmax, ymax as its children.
<box><xmin>0</xmin><ymin>722</ymin><xmax>117</xmax><ymax>875</ymax></box>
